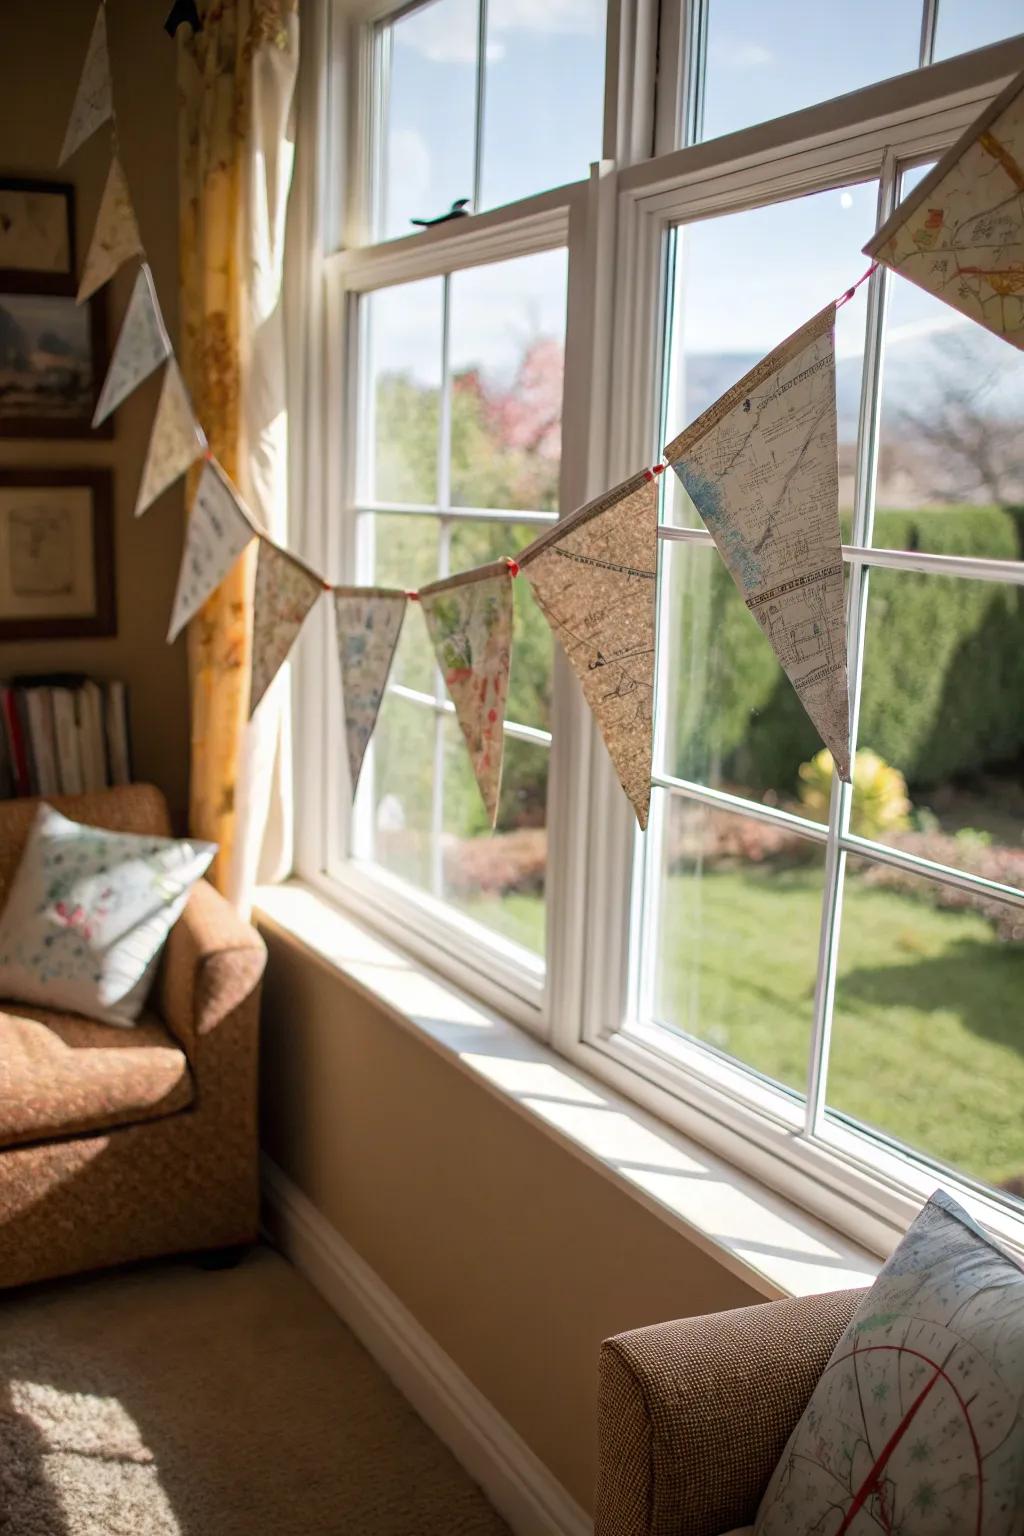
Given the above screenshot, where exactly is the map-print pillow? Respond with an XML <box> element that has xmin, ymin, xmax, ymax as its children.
<box><xmin>755</xmin><ymin>1190</ymin><xmax>1024</xmax><ymax>1536</ymax></box>
<box><xmin>0</xmin><ymin>803</ymin><xmax>215</xmax><ymax>1027</ymax></box>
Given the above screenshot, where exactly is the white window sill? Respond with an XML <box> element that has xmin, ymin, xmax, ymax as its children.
<box><xmin>254</xmin><ymin>879</ymin><xmax>879</xmax><ymax>1302</ymax></box>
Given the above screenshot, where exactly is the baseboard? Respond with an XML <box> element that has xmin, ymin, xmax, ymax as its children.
<box><xmin>261</xmin><ymin>1157</ymin><xmax>592</xmax><ymax>1536</ymax></box>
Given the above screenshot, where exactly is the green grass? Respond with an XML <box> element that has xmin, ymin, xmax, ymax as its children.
<box><xmin>462</xmin><ymin>870</ymin><xmax>1024</xmax><ymax>1193</ymax></box>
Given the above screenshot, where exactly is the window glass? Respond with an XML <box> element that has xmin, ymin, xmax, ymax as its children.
<box><xmin>380</xmin><ymin>0</ymin><xmax>477</xmax><ymax>242</ymax></box>
<box><xmin>829</xmin><ymin>855</ymin><xmax>1024</xmax><ymax>1201</ymax></box>
<box><xmin>364</xmin><ymin>279</ymin><xmax>443</xmax><ymax>504</ymax></box>
<box><xmin>698</xmin><ymin>0</ymin><xmax>921</xmax><ymax>144</ymax></box>
<box><xmin>932</xmin><ymin>0</ymin><xmax>1023</xmax><ymax>60</ymax></box>
<box><xmin>365</xmin><ymin>692</ymin><xmax>436</xmax><ymax>888</ymax></box>
<box><xmin>652</xmin><ymin>796</ymin><xmax>825</xmax><ymax>1093</ymax></box>
<box><xmin>366</xmin><ymin>513</ymin><xmax>439</xmax><ymax>694</ymax></box>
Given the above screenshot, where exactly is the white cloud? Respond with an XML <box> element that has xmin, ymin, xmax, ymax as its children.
<box><xmin>708</xmin><ymin>38</ymin><xmax>775</xmax><ymax>71</ymax></box>
<box><xmin>395</xmin><ymin>0</ymin><xmax>601</xmax><ymax>63</ymax></box>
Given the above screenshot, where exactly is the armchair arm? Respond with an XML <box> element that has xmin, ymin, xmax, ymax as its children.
<box><xmin>595</xmin><ymin>1288</ymin><xmax>863</xmax><ymax>1536</ymax></box>
<box><xmin>158</xmin><ymin>877</ymin><xmax>267</xmax><ymax>1063</ymax></box>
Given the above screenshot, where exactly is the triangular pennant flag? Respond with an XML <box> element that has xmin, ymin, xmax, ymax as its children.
<box><xmin>136</xmin><ymin>358</ymin><xmax>206</xmax><ymax>516</ymax></box>
<box><xmin>92</xmin><ymin>263</ymin><xmax>171</xmax><ymax>426</ymax></box>
<box><xmin>78</xmin><ymin>158</ymin><xmax>143</xmax><ymax>304</ymax></box>
<box><xmin>333</xmin><ymin>587</ymin><xmax>407</xmax><ymax>798</ymax></box>
<box><xmin>420</xmin><ymin>563</ymin><xmax>514</xmax><ymax>827</ymax></box>
<box><xmin>168</xmin><ymin>460</ymin><xmax>253</xmax><ymax>644</ymax></box>
<box><xmin>520</xmin><ymin>473</ymin><xmax>657</xmax><ymax>829</ymax></box>
<box><xmin>249</xmin><ymin>542</ymin><xmax>325</xmax><ymax>717</ymax></box>
<box><xmin>865</xmin><ymin>68</ymin><xmax>1024</xmax><ymax>349</ymax></box>
<box><xmin>60</xmin><ymin>3</ymin><xmax>113</xmax><ymax>164</ymax></box>
<box><xmin>664</xmin><ymin>303</ymin><xmax>851</xmax><ymax>780</ymax></box>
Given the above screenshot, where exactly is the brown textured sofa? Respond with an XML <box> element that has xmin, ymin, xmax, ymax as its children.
<box><xmin>595</xmin><ymin>1289</ymin><xmax>866</xmax><ymax>1536</ymax></box>
<box><xmin>0</xmin><ymin>785</ymin><xmax>266</xmax><ymax>1290</ymax></box>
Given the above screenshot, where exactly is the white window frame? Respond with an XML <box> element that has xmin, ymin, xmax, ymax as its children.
<box><xmin>296</xmin><ymin>4</ymin><xmax>1024</xmax><ymax>1257</ymax></box>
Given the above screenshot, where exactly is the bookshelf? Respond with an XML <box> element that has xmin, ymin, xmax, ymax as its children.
<box><xmin>0</xmin><ymin>675</ymin><xmax>132</xmax><ymax>798</ymax></box>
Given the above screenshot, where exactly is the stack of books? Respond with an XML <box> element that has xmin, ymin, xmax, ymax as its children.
<box><xmin>0</xmin><ymin>675</ymin><xmax>132</xmax><ymax>799</ymax></box>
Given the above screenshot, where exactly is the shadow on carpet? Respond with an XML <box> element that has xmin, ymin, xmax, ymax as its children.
<box><xmin>0</xmin><ymin>1245</ymin><xmax>511</xmax><ymax>1536</ymax></box>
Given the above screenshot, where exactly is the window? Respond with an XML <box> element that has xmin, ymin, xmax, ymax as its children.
<box><xmin>374</xmin><ymin>0</ymin><xmax>607</xmax><ymax>239</ymax></box>
<box><xmin>310</xmin><ymin>3</ymin><xmax>1024</xmax><ymax>1252</ymax></box>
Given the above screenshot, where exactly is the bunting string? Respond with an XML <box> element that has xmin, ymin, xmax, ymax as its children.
<box><xmin>59</xmin><ymin>4</ymin><xmax>1024</xmax><ymax>824</ymax></box>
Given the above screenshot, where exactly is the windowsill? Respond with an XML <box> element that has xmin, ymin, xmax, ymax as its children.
<box><xmin>254</xmin><ymin>878</ymin><xmax>879</xmax><ymax>1302</ymax></box>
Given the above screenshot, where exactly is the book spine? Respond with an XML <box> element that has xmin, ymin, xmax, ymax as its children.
<box><xmin>1</xmin><ymin>686</ymin><xmax>31</xmax><ymax>797</ymax></box>
<box><xmin>52</xmin><ymin>690</ymin><xmax>84</xmax><ymax>796</ymax></box>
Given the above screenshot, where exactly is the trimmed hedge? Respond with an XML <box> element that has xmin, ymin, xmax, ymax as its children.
<box><xmin>670</xmin><ymin>504</ymin><xmax>1024</xmax><ymax>794</ymax></box>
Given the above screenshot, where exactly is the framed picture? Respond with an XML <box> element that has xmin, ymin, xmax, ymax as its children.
<box><xmin>0</xmin><ymin>179</ymin><xmax>75</xmax><ymax>291</ymax></box>
<box><xmin>0</xmin><ymin>469</ymin><xmax>115</xmax><ymax>639</ymax></box>
<box><xmin>0</xmin><ymin>287</ymin><xmax>110</xmax><ymax>439</ymax></box>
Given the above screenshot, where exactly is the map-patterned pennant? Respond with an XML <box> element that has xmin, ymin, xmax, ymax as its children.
<box><xmin>333</xmin><ymin>587</ymin><xmax>407</xmax><ymax>798</ymax></box>
<box><xmin>664</xmin><ymin>303</ymin><xmax>851</xmax><ymax>781</ymax></box>
<box><xmin>60</xmin><ymin>3</ymin><xmax>113</xmax><ymax>164</ymax></box>
<box><xmin>78</xmin><ymin>158</ymin><xmax>143</xmax><ymax>304</ymax></box>
<box><xmin>168</xmin><ymin>459</ymin><xmax>253</xmax><ymax>643</ymax></box>
<box><xmin>519</xmin><ymin>472</ymin><xmax>657</xmax><ymax>829</ymax></box>
<box><xmin>420</xmin><ymin>562</ymin><xmax>514</xmax><ymax>827</ymax></box>
<box><xmin>865</xmin><ymin>67</ymin><xmax>1024</xmax><ymax>349</ymax></box>
<box><xmin>93</xmin><ymin>263</ymin><xmax>171</xmax><ymax>426</ymax></box>
<box><xmin>136</xmin><ymin>358</ymin><xmax>207</xmax><ymax>516</ymax></box>
<box><xmin>249</xmin><ymin>541</ymin><xmax>325</xmax><ymax>717</ymax></box>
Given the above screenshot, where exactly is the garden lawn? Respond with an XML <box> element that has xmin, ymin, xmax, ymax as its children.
<box><xmin>461</xmin><ymin>869</ymin><xmax>1024</xmax><ymax>1194</ymax></box>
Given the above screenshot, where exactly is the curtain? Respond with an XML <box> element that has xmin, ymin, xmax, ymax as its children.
<box><xmin>177</xmin><ymin>0</ymin><xmax>299</xmax><ymax>909</ymax></box>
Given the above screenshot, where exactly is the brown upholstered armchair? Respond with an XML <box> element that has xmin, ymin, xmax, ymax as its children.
<box><xmin>595</xmin><ymin>1289</ymin><xmax>866</xmax><ymax>1536</ymax></box>
<box><xmin>0</xmin><ymin>785</ymin><xmax>266</xmax><ymax>1290</ymax></box>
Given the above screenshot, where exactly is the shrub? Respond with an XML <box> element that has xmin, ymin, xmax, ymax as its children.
<box><xmin>798</xmin><ymin>748</ymin><xmax>911</xmax><ymax>839</ymax></box>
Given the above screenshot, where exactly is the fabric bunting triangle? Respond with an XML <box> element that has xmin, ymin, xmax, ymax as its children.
<box><xmin>865</xmin><ymin>66</ymin><xmax>1024</xmax><ymax>349</ymax></box>
<box><xmin>60</xmin><ymin>3</ymin><xmax>113</xmax><ymax>165</ymax></box>
<box><xmin>249</xmin><ymin>542</ymin><xmax>325</xmax><ymax>718</ymax></box>
<box><xmin>168</xmin><ymin>459</ymin><xmax>253</xmax><ymax>644</ymax></box>
<box><xmin>93</xmin><ymin>263</ymin><xmax>171</xmax><ymax>426</ymax></box>
<box><xmin>664</xmin><ymin>303</ymin><xmax>851</xmax><ymax>781</ymax></box>
<box><xmin>78</xmin><ymin>158</ymin><xmax>143</xmax><ymax>304</ymax></box>
<box><xmin>520</xmin><ymin>472</ymin><xmax>658</xmax><ymax>829</ymax></box>
<box><xmin>135</xmin><ymin>358</ymin><xmax>206</xmax><ymax>516</ymax></box>
<box><xmin>420</xmin><ymin>563</ymin><xmax>514</xmax><ymax>827</ymax></box>
<box><xmin>333</xmin><ymin>587</ymin><xmax>407</xmax><ymax>798</ymax></box>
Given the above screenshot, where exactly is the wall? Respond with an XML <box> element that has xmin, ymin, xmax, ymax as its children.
<box><xmin>259</xmin><ymin>924</ymin><xmax>765</xmax><ymax>1514</ymax></box>
<box><xmin>0</xmin><ymin>0</ymin><xmax>189</xmax><ymax>827</ymax></box>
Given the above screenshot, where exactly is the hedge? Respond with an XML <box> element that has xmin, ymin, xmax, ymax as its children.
<box><xmin>669</xmin><ymin>504</ymin><xmax>1024</xmax><ymax>795</ymax></box>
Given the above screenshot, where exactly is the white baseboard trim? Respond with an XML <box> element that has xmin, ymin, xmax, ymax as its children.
<box><xmin>261</xmin><ymin>1157</ymin><xmax>592</xmax><ymax>1536</ymax></box>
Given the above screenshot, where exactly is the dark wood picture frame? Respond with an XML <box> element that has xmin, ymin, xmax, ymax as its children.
<box><xmin>0</xmin><ymin>177</ymin><xmax>75</xmax><ymax>290</ymax></box>
<box><xmin>0</xmin><ymin>468</ymin><xmax>116</xmax><ymax>640</ymax></box>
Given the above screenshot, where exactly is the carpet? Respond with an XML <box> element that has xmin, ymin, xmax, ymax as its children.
<box><xmin>0</xmin><ymin>1245</ymin><xmax>511</xmax><ymax>1535</ymax></box>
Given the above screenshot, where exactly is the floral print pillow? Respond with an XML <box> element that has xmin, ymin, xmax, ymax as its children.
<box><xmin>0</xmin><ymin>804</ymin><xmax>215</xmax><ymax>1027</ymax></box>
<box><xmin>755</xmin><ymin>1189</ymin><xmax>1024</xmax><ymax>1535</ymax></box>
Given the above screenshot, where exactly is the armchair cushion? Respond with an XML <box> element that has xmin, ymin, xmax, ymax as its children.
<box><xmin>0</xmin><ymin>1003</ymin><xmax>193</xmax><ymax>1150</ymax></box>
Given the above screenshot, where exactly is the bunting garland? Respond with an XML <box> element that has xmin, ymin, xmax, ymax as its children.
<box><xmin>59</xmin><ymin>11</ymin><xmax>1024</xmax><ymax>829</ymax></box>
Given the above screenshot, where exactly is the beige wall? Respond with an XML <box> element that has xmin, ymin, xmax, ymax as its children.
<box><xmin>259</xmin><ymin>924</ymin><xmax>764</xmax><ymax>1513</ymax></box>
<box><xmin>0</xmin><ymin>0</ymin><xmax>189</xmax><ymax>827</ymax></box>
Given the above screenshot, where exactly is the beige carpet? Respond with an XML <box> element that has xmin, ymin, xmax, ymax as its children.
<box><xmin>0</xmin><ymin>1245</ymin><xmax>511</xmax><ymax>1536</ymax></box>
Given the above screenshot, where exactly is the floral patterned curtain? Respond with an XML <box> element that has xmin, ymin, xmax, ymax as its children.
<box><xmin>177</xmin><ymin>0</ymin><xmax>298</xmax><ymax>904</ymax></box>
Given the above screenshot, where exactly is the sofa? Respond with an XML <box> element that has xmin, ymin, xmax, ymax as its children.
<box><xmin>595</xmin><ymin>1288</ymin><xmax>865</xmax><ymax>1536</ymax></box>
<box><xmin>0</xmin><ymin>784</ymin><xmax>266</xmax><ymax>1290</ymax></box>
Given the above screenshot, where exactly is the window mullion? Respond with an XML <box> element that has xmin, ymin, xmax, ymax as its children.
<box><xmin>430</xmin><ymin>276</ymin><xmax>454</xmax><ymax>901</ymax></box>
<box><xmin>919</xmin><ymin>0</ymin><xmax>940</xmax><ymax>66</ymax></box>
<box><xmin>804</xmin><ymin>162</ymin><xmax>896</xmax><ymax>1139</ymax></box>
<box><xmin>472</xmin><ymin>0</ymin><xmax>488</xmax><ymax>214</ymax></box>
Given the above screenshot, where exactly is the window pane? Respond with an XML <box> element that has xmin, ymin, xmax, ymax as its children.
<box><xmin>364</xmin><ymin>513</ymin><xmax>440</xmax><ymax>694</ymax></box>
<box><xmin>652</xmin><ymin>795</ymin><xmax>824</xmax><ymax>1093</ymax></box>
<box><xmin>848</xmin><ymin>566</ymin><xmax>1024</xmax><ymax>885</ymax></box>
<box><xmin>875</xmin><ymin>168</ymin><xmax>1024</xmax><ymax>560</ymax></box>
<box><xmin>479</xmin><ymin>0</ymin><xmax>606</xmax><ymax>210</ymax></box>
<box><xmin>449</xmin><ymin>250</ymin><xmax>567</xmax><ymax>512</ymax></box>
<box><xmin>829</xmin><ymin>855</ymin><xmax>1024</xmax><ymax>1202</ymax></box>
<box><xmin>366</xmin><ymin>693</ymin><xmax>436</xmax><ymax>891</ymax></box>
<box><xmin>443</xmin><ymin>723</ymin><xmax>547</xmax><ymax>955</ymax></box>
<box><xmin>664</xmin><ymin>182</ymin><xmax>876</xmax><ymax>531</ymax></box>
<box><xmin>698</xmin><ymin>0</ymin><xmax>920</xmax><ymax>145</ymax></box>
<box><xmin>364</xmin><ymin>279</ymin><xmax>443</xmax><ymax>504</ymax></box>
<box><xmin>380</xmin><ymin>0</ymin><xmax>477</xmax><ymax>241</ymax></box>
<box><xmin>660</xmin><ymin>539</ymin><xmax>834</xmax><ymax>806</ymax></box>
<box><xmin>449</xmin><ymin>519</ymin><xmax>553</xmax><ymax>731</ymax></box>
<box><xmin>933</xmin><ymin>0</ymin><xmax>1023</xmax><ymax>60</ymax></box>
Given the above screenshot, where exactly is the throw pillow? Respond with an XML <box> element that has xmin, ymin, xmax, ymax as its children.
<box><xmin>0</xmin><ymin>803</ymin><xmax>215</xmax><ymax>1027</ymax></box>
<box><xmin>755</xmin><ymin>1189</ymin><xmax>1024</xmax><ymax>1535</ymax></box>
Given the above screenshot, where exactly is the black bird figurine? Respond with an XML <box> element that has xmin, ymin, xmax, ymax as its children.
<box><xmin>164</xmin><ymin>0</ymin><xmax>203</xmax><ymax>38</ymax></box>
<box><xmin>411</xmin><ymin>199</ymin><xmax>471</xmax><ymax>229</ymax></box>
